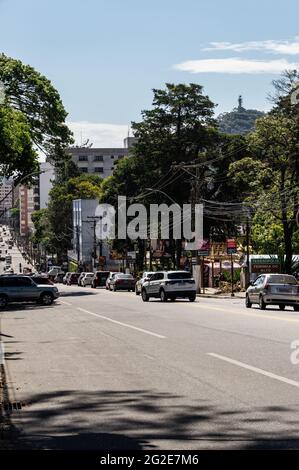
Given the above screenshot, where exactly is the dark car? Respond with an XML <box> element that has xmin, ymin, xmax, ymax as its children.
<box><xmin>109</xmin><ymin>273</ymin><xmax>136</xmax><ymax>292</ymax></box>
<box><xmin>67</xmin><ymin>273</ymin><xmax>80</xmax><ymax>285</ymax></box>
<box><xmin>30</xmin><ymin>275</ymin><xmax>54</xmax><ymax>285</ymax></box>
<box><xmin>0</xmin><ymin>275</ymin><xmax>59</xmax><ymax>308</ymax></box>
<box><xmin>92</xmin><ymin>271</ymin><xmax>110</xmax><ymax>288</ymax></box>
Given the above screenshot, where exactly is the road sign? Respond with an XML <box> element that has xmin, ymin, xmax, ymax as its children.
<box><xmin>197</xmin><ymin>239</ymin><xmax>210</xmax><ymax>257</ymax></box>
<box><xmin>227</xmin><ymin>238</ymin><xmax>237</xmax><ymax>254</ymax></box>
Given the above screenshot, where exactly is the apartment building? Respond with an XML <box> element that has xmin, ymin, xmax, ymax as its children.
<box><xmin>0</xmin><ymin>177</ymin><xmax>13</xmax><ymax>214</ymax></box>
<box><xmin>67</xmin><ymin>137</ymin><xmax>137</xmax><ymax>178</ymax></box>
<box><xmin>19</xmin><ymin>185</ymin><xmax>40</xmax><ymax>237</ymax></box>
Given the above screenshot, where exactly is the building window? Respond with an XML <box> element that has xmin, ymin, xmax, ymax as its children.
<box><xmin>110</xmin><ymin>155</ymin><xmax>114</xmax><ymax>159</ymax></box>
<box><xmin>80</xmin><ymin>167</ymin><xmax>89</xmax><ymax>173</ymax></box>
<box><xmin>94</xmin><ymin>155</ymin><xmax>103</xmax><ymax>162</ymax></box>
<box><xmin>94</xmin><ymin>167</ymin><xmax>104</xmax><ymax>173</ymax></box>
<box><xmin>78</xmin><ymin>156</ymin><xmax>89</xmax><ymax>162</ymax></box>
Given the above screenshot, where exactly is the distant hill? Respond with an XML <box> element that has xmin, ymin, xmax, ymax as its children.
<box><xmin>217</xmin><ymin>96</ymin><xmax>265</xmax><ymax>135</ymax></box>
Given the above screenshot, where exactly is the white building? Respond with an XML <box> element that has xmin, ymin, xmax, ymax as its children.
<box><xmin>39</xmin><ymin>162</ymin><xmax>55</xmax><ymax>209</ymax></box>
<box><xmin>67</xmin><ymin>137</ymin><xmax>137</xmax><ymax>178</ymax></box>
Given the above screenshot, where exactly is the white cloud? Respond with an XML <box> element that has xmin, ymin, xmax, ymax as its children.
<box><xmin>174</xmin><ymin>58</ymin><xmax>299</xmax><ymax>74</ymax></box>
<box><xmin>67</xmin><ymin>121</ymin><xmax>130</xmax><ymax>148</ymax></box>
<box><xmin>204</xmin><ymin>38</ymin><xmax>299</xmax><ymax>55</ymax></box>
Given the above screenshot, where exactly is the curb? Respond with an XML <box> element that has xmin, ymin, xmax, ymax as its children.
<box><xmin>196</xmin><ymin>294</ymin><xmax>245</xmax><ymax>299</ymax></box>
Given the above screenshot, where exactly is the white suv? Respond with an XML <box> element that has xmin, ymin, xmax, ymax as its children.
<box><xmin>141</xmin><ymin>271</ymin><xmax>196</xmax><ymax>302</ymax></box>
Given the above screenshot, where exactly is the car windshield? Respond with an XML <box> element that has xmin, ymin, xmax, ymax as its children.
<box><xmin>267</xmin><ymin>275</ymin><xmax>297</xmax><ymax>285</ymax></box>
<box><xmin>167</xmin><ymin>272</ymin><xmax>192</xmax><ymax>280</ymax></box>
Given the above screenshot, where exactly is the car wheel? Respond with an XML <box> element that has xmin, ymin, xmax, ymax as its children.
<box><xmin>169</xmin><ymin>297</ymin><xmax>176</xmax><ymax>302</ymax></box>
<box><xmin>245</xmin><ymin>295</ymin><xmax>252</xmax><ymax>308</ymax></box>
<box><xmin>293</xmin><ymin>305</ymin><xmax>299</xmax><ymax>312</ymax></box>
<box><xmin>259</xmin><ymin>295</ymin><xmax>266</xmax><ymax>310</ymax></box>
<box><xmin>141</xmin><ymin>289</ymin><xmax>149</xmax><ymax>302</ymax></box>
<box><xmin>0</xmin><ymin>295</ymin><xmax>8</xmax><ymax>308</ymax></box>
<box><xmin>189</xmin><ymin>295</ymin><xmax>196</xmax><ymax>302</ymax></box>
<box><xmin>279</xmin><ymin>305</ymin><xmax>286</xmax><ymax>311</ymax></box>
<box><xmin>40</xmin><ymin>293</ymin><xmax>54</xmax><ymax>306</ymax></box>
<box><xmin>160</xmin><ymin>289</ymin><xmax>167</xmax><ymax>302</ymax></box>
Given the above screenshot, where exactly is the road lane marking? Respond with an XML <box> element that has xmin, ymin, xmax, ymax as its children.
<box><xmin>189</xmin><ymin>303</ymin><xmax>299</xmax><ymax>324</ymax></box>
<box><xmin>76</xmin><ymin>307</ymin><xmax>166</xmax><ymax>339</ymax></box>
<box><xmin>60</xmin><ymin>300</ymin><xmax>72</xmax><ymax>306</ymax></box>
<box><xmin>0</xmin><ymin>341</ymin><xmax>5</xmax><ymax>365</ymax></box>
<box><xmin>208</xmin><ymin>352</ymin><xmax>299</xmax><ymax>389</ymax></box>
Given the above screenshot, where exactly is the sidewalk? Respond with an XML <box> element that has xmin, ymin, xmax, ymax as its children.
<box><xmin>196</xmin><ymin>287</ymin><xmax>246</xmax><ymax>299</ymax></box>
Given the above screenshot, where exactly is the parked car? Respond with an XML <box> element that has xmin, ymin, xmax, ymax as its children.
<box><xmin>63</xmin><ymin>272</ymin><xmax>72</xmax><ymax>285</ymax></box>
<box><xmin>92</xmin><ymin>271</ymin><xmax>110</xmax><ymax>288</ymax></box>
<box><xmin>67</xmin><ymin>273</ymin><xmax>80</xmax><ymax>285</ymax></box>
<box><xmin>141</xmin><ymin>271</ymin><xmax>196</xmax><ymax>302</ymax></box>
<box><xmin>30</xmin><ymin>275</ymin><xmax>54</xmax><ymax>285</ymax></box>
<box><xmin>109</xmin><ymin>273</ymin><xmax>136</xmax><ymax>292</ymax></box>
<box><xmin>5</xmin><ymin>255</ymin><xmax>12</xmax><ymax>265</ymax></box>
<box><xmin>77</xmin><ymin>272</ymin><xmax>86</xmax><ymax>286</ymax></box>
<box><xmin>105</xmin><ymin>272</ymin><xmax>119</xmax><ymax>290</ymax></box>
<box><xmin>135</xmin><ymin>271</ymin><xmax>155</xmax><ymax>295</ymax></box>
<box><xmin>246</xmin><ymin>273</ymin><xmax>299</xmax><ymax>310</ymax></box>
<box><xmin>0</xmin><ymin>275</ymin><xmax>59</xmax><ymax>308</ymax></box>
<box><xmin>81</xmin><ymin>272</ymin><xmax>95</xmax><ymax>287</ymax></box>
<box><xmin>3</xmin><ymin>266</ymin><xmax>14</xmax><ymax>274</ymax></box>
<box><xmin>54</xmin><ymin>272</ymin><xmax>65</xmax><ymax>283</ymax></box>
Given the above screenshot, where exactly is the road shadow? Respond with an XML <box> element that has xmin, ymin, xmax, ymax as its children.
<box><xmin>3</xmin><ymin>388</ymin><xmax>299</xmax><ymax>450</ymax></box>
<box><xmin>59</xmin><ymin>291</ymin><xmax>98</xmax><ymax>298</ymax></box>
<box><xmin>0</xmin><ymin>303</ymin><xmax>56</xmax><ymax>312</ymax></box>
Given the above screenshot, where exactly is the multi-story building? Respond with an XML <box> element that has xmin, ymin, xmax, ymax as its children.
<box><xmin>68</xmin><ymin>199</ymin><xmax>111</xmax><ymax>271</ymax></box>
<box><xmin>67</xmin><ymin>137</ymin><xmax>136</xmax><ymax>178</ymax></box>
<box><xmin>19</xmin><ymin>185</ymin><xmax>40</xmax><ymax>237</ymax></box>
<box><xmin>0</xmin><ymin>177</ymin><xmax>14</xmax><ymax>215</ymax></box>
<box><xmin>39</xmin><ymin>161</ymin><xmax>55</xmax><ymax>209</ymax></box>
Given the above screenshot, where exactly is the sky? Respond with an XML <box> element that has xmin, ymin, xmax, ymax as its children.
<box><xmin>0</xmin><ymin>0</ymin><xmax>299</xmax><ymax>147</ymax></box>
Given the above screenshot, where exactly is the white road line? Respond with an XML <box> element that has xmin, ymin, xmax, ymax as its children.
<box><xmin>208</xmin><ymin>352</ymin><xmax>299</xmax><ymax>389</ymax></box>
<box><xmin>60</xmin><ymin>300</ymin><xmax>72</xmax><ymax>306</ymax></box>
<box><xmin>76</xmin><ymin>307</ymin><xmax>166</xmax><ymax>339</ymax></box>
<box><xmin>0</xmin><ymin>341</ymin><xmax>5</xmax><ymax>365</ymax></box>
<box><xmin>190</xmin><ymin>303</ymin><xmax>299</xmax><ymax>324</ymax></box>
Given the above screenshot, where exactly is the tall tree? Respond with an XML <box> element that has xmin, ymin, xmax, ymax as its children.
<box><xmin>229</xmin><ymin>114</ymin><xmax>299</xmax><ymax>273</ymax></box>
<box><xmin>0</xmin><ymin>54</ymin><xmax>73</xmax><ymax>163</ymax></box>
<box><xmin>0</xmin><ymin>106</ymin><xmax>38</xmax><ymax>181</ymax></box>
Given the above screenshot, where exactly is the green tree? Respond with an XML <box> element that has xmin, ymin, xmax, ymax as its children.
<box><xmin>218</xmin><ymin>96</ymin><xmax>265</xmax><ymax>135</ymax></box>
<box><xmin>101</xmin><ymin>83</ymin><xmax>218</xmax><ymax>267</ymax></box>
<box><xmin>229</xmin><ymin>114</ymin><xmax>299</xmax><ymax>273</ymax></box>
<box><xmin>39</xmin><ymin>175</ymin><xmax>103</xmax><ymax>261</ymax></box>
<box><xmin>0</xmin><ymin>106</ymin><xmax>38</xmax><ymax>181</ymax></box>
<box><xmin>0</xmin><ymin>54</ymin><xmax>73</xmax><ymax>163</ymax></box>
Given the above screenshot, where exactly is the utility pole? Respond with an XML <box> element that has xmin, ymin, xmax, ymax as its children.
<box><xmin>172</xmin><ymin>162</ymin><xmax>203</xmax><ymax>292</ymax></box>
<box><xmin>84</xmin><ymin>216</ymin><xmax>103</xmax><ymax>270</ymax></box>
<box><xmin>245</xmin><ymin>215</ymin><xmax>250</xmax><ymax>288</ymax></box>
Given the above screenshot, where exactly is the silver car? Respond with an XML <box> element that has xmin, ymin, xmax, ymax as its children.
<box><xmin>135</xmin><ymin>271</ymin><xmax>155</xmax><ymax>295</ymax></box>
<box><xmin>81</xmin><ymin>272</ymin><xmax>95</xmax><ymax>287</ymax></box>
<box><xmin>0</xmin><ymin>275</ymin><xmax>59</xmax><ymax>308</ymax></box>
<box><xmin>246</xmin><ymin>273</ymin><xmax>299</xmax><ymax>311</ymax></box>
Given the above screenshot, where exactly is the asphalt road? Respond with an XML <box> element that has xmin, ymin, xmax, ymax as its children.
<box><xmin>2</xmin><ymin>285</ymin><xmax>299</xmax><ymax>450</ymax></box>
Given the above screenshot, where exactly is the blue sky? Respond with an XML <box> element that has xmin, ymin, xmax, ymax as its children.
<box><xmin>0</xmin><ymin>0</ymin><xmax>299</xmax><ymax>146</ymax></box>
